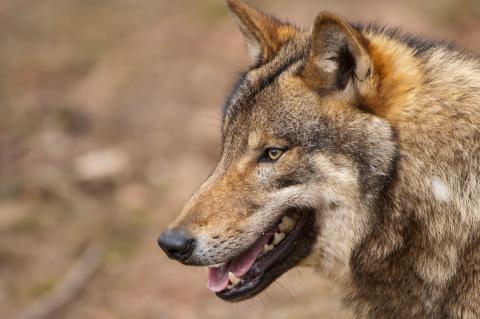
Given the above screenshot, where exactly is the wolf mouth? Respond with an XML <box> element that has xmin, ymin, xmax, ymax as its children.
<box><xmin>207</xmin><ymin>209</ymin><xmax>316</xmax><ymax>301</ymax></box>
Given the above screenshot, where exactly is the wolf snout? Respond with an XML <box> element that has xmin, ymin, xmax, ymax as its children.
<box><xmin>158</xmin><ymin>229</ymin><xmax>195</xmax><ymax>262</ymax></box>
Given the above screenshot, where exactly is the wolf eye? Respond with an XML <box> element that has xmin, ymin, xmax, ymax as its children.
<box><xmin>268</xmin><ymin>148</ymin><xmax>283</xmax><ymax>160</ymax></box>
<box><xmin>260</xmin><ymin>147</ymin><xmax>284</xmax><ymax>162</ymax></box>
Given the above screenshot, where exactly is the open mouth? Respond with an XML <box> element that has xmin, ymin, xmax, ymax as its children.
<box><xmin>207</xmin><ymin>209</ymin><xmax>316</xmax><ymax>301</ymax></box>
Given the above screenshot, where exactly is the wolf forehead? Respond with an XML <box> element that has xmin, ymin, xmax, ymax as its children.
<box><xmin>221</xmin><ymin>38</ymin><xmax>310</xmax><ymax>133</ymax></box>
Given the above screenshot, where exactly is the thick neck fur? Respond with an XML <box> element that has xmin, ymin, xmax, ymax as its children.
<box><xmin>349</xmin><ymin>32</ymin><xmax>480</xmax><ymax>318</ymax></box>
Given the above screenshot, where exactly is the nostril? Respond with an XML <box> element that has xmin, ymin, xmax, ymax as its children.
<box><xmin>169</xmin><ymin>239</ymin><xmax>192</xmax><ymax>254</ymax></box>
<box><xmin>157</xmin><ymin>229</ymin><xmax>195</xmax><ymax>262</ymax></box>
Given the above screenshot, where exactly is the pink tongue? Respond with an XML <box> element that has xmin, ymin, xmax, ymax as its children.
<box><xmin>207</xmin><ymin>236</ymin><xmax>270</xmax><ymax>292</ymax></box>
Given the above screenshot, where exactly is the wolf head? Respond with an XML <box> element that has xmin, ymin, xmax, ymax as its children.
<box><xmin>159</xmin><ymin>0</ymin><xmax>398</xmax><ymax>301</ymax></box>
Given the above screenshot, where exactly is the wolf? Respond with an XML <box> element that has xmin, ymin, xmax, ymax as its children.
<box><xmin>158</xmin><ymin>0</ymin><xmax>480</xmax><ymax>317</ymax></box>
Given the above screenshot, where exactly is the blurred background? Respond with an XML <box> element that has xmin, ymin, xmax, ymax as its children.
<box><xmin>0</xmin><ymin>0</ymin><xmax>479</xmax><ymax>318</ymax></box>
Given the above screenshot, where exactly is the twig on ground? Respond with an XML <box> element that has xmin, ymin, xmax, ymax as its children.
<box><xmin>17</xmin><ymin>243</ymin><xmax>104</xmax><ymax>319</ymax></box>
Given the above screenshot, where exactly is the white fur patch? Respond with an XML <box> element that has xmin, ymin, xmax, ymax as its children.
<box><xmin>315</xmin><ymin>56</ymin><xmax>338</xmax><ymax>74</ymax></box>
<box><xmin>431</xmin><ymin>176</ymin><xmax>450</xmax><ymax>202</ymax></box>
<box><xmin>246</xmin><ymin>41</ymin><xmax>261</xmax><ymax>61</ymax></box>
<box><xmin>247</xmin><ymin>131</ymin><xmax>260</xmax><ymax>148</ymax></box>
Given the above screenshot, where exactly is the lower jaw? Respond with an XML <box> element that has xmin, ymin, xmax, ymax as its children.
<box><xmin>216</xmin><ymin>210</ymin><xmax>317</xmax><ymax>302</ymax></box>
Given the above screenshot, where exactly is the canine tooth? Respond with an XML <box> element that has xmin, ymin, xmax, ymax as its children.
<box><xmin>273</xmin><ymin>232</ymin><xmax>285</xmax><ymax>245</ymax></box>
<box><xmin>282</xmin><ymin>215</ymin><xmax>295</xmax><ymax>226</ymax></box>
<box><xmin>278</xmin><ymin>223</ymin><xmax>289</xmax><ymax>233</ymax></box>
<box><xmin>279</xmin><ymin>215</ymin><xmax>296</xmax><ymax>233</ymax></box>
<box><xmin>228</xmin><ymin>272</ymin><xmax>241</xmax><ymax>286</ymax></box>
<box><xmin>227</xmin><ymin>284</ymin><xmax>234</xmax><ymax>289</ymax></box>
<box><xmin>263</xmin><ymin>243</ymin><xmax>274</xmax><ymax>253</ymax></box>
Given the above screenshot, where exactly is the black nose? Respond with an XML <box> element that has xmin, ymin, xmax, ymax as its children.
<box><xmin>158</xmin><ymin>229</ymin><xmax>195</xmax><ymax>262</ymax></box>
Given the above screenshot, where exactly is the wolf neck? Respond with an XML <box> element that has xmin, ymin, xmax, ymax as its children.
<box><xmin>348</xmin><ymin>34</ymin><xmax>480</xmax><ymax>317</ymax></box>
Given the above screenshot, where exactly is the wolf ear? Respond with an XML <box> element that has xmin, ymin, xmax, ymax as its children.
<box><xmin>303</xmin><ymin>13</ymin><xmax>374</xmax><ymax>98</ymax></box>
<box><xmin>227</xmin><ymin>0</ymin><xmax>299</xmax><ymax>64</ymax></box>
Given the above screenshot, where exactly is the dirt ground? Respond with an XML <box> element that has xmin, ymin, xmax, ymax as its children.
<box><xmin>0</xmin><ymin>0</ymin><xmax>479</xmax><ymax>318</ymax></box>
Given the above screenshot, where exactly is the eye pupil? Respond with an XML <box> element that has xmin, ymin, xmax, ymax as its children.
<box><xmin>268</xmin><ymin>148</ymin><xmax>282</xmax><ymax>160</ymax></box>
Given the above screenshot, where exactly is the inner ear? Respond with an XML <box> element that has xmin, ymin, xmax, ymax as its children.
<box><xmin>335</xmin><ymin>44</ymin><xmax>356</xmax><ymax>90</ymax></box>
<box><xmin>302</xmin><ymin>12</ymin><xmax>373</xmax><ymax>93</ymax></box>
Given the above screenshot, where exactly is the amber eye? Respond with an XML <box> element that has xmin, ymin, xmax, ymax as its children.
<box><xmin>258</xmin><ymin>147</ymin><xmax>286</xmax><ymax>163</ymax></box>
<box><xmin>266</xmin><ymin>148</ymin><xmax>284</xmax><ymax>161</ymax></box>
